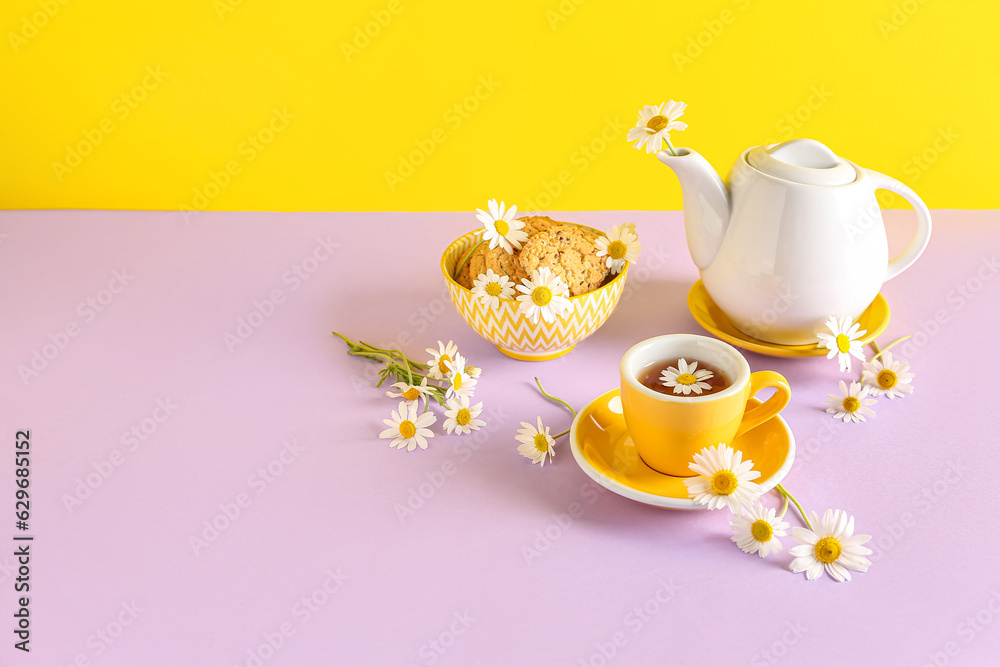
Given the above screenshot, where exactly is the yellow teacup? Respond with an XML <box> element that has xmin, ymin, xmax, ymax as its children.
<box><xmin>620</xmin><ymin>334</ymin><xmax>791</xmax><ymax>477</ymax></box>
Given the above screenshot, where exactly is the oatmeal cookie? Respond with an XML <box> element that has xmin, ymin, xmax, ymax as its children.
<box><xmin>456</xmin><ymin>252</ymin><xmax>475</xmax><ymax>289</ymax></box>
<box><xmin>454</xmin><ymin>216</ymin><xmax>573</xmax><ymax>289</ymax></box>
<box><xmin>517</xmin><ymin>224</ymin><xmax>609</xmax><ymax>296</ymax></box>
<box><xmin>518</xmin><ymin>215</ymin><xmax>558</xmax><ymax>237</ymax></box>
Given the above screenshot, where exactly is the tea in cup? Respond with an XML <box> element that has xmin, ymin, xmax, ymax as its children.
<box><xmin>620</xmin><ymin>334</ymin><xmax>791</xmax><ymax>476</ymax></box>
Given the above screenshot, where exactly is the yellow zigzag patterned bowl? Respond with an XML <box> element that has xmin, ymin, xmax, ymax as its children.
<box><xmin>441</xmin><ymin>227</ymin><xmax>629</xmax><ymax>361</ymax></box>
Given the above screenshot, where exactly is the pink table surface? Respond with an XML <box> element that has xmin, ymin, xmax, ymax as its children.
<box><xmin>1</xmin><ymin>209</ymin><xmax>998</xmax><ymax>667</ymax></box>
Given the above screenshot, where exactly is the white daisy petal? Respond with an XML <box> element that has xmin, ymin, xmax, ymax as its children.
<box><xmin>684</xmin><ymin>443</ymin><xmax>761</xmax><ymax>511</ymax></box>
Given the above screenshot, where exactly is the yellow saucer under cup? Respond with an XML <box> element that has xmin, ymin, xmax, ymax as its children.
<box><xmin>619</xmin><ymin>334</ymin><xmax>791</xmax><ymax>477</ymax></box>
<box><xmin>569</xmin><ymin>389</ymin><xmax>795</xmax><ymax>510</ymax></box>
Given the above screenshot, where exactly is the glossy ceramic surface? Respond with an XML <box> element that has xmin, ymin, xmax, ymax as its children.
<box><xmin>659</xmin><ymin>139</ymin><xmax>930</xmax><ymax>345</ymax></box>
<box><xmin>619</xmin><ymin>334</ymin><xmax>790</xmax><ymax>477</ymax></box>
<box><xmin>442</xmin><ymin>227</ymin><xmax>628</xmax><ymax>361</ymax></box>
<box><xmin>687</xmin><ymin>280</ymin><xmax>891</xmax><ymax>358</ymax></box>
<box><xmin>569</xmin><ymin>389</ymin><xmax>795</xmax><ymax>510</ymax></box>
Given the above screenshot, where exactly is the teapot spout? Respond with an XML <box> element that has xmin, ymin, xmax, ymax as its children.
<box><xmin>658</xmin><ymin>148</ymin><xmax>730</xmax><ymax>271</ymax></box>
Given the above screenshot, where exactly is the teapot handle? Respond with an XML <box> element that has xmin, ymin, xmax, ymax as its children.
<box><xmin>867</xmin><ymin>170</ymin><xmax>933</xmax><ymax>281</ymax></box>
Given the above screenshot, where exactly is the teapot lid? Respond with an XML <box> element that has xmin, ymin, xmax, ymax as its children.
<box><xmin>747</xmin><ymin>139</ymin><xmax>856</xmax><ymax>186</ymax></box>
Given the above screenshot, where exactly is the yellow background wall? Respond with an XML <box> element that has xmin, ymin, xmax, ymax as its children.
<box><xmin>1</xmin><ymin>0</ymin><xmax>996</xmax><ymax>211</ymax></box>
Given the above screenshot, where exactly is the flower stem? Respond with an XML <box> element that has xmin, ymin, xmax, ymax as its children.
<box><xmin>775</xmin><ymin>484</ymin><xmax>812</xmax><ymax>530</ymax></box>
<box><xmin>534</xmin><ymin>377</ymin><xmax>577</xmax><ymax>417</ymax></box>
<box><xmin>664</xmin><ymin>135</ymin><xmax>678</xmax><ymax>157</ymax></box>
<box><xmin>870</xmin><ymin>335</ymin><xmax>914</xmax><ymax>363</ymax></box>
<box><xmin>452</xmin><ymin>239</ymin><xmax>486</xmax><ymax>281</ymax></box>
<box><xmin>333</xmin><ymin>332</ymin><xmax>448</xmax><ymax>405</ymax></box>
<box><xmin>777</xmin><ymin>488</ymin><xmax>789</xmax><ymax>519</ymax></box>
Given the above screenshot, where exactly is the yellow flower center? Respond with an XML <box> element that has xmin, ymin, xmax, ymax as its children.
<box><xmin>607</xmin><ymin>240</ymin><xmax>627</xmax><ymax>260</ymax></box>
<box><xmin>485</xmin><ymin>282</ymin><xmax>502</xmax><ymax>297</ymax></box>
<box><xmin>676</xmin><ymin>373</ymin><xmax>697</xmax><ymax>386</ymax></box>
<box><xmin>842</xmin><ymin>396</ymin><xmax>860</xmax><ymax>412</ymax></box>
<box><xmin>835</xmin><ymin>333</ymin><xmax>851</xmax><ymax>353</ymax></box>
<box><xmin>453</xmin><ymin>373</ymin><xmax>463</xmax><ymax>390</ymax></box>
<box><xmin>402</xmin><ymin>387</ymin><xmax>420</xmax><ymax>400</ymax></box>
<box><xmin>877</xmin><ymin>369</ymin><xmax>897</xmax><ymax>389</ymax></box>
<box><xmin>494</xmin><ymin>219</ymin><xmax>510</xmax><ymax>236</ymax></box>
<box><xmin>532</xmin><ymin>286</ymin><xmax>553</xmax><ymax>307</ymax></box>
<box><xmin>646</xmin><ymin>115</ymin><xmax>669</xmax><ymax>132</ymax></box>
<box><xmin>456</xmin><ymin>408</ymin><xmax>471</xmax><ymax>426</ymax></box>
<box><xmin>533</xmin><ymin>433</ymin><xmax>549</xmax><ymax>452</ymax></box>
<box><xmin>710</xmin><ymin>470</ymin><xmax>738</xmax><ymax>496</ymax></box>
<box><xmin>437</xmin><ymin>354</ymin><xmax>451</xmax><ymax>375</ymax></box>
<box><xmin>399</xmin><ymin>420</ymin><xmax>416</xmax><ymax>439</ymax></box>
<box><xmin>751</xmin><ymin>520</ymin><xmax>773</xmax><ymax>542</ymax></box>
<box><xmin>814</xmin><ymin>536</ymin><xmax>842</xmax><ymax>564</ymax></box>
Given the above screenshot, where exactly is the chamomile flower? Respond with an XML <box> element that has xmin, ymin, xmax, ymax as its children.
<box><xmin>425</xmin><ymin>340</ymin><xmax>460</xmax><ymax>381</ymax></box>
<box><xmin>817</xmin><ymin>316</ymin><xmax>867</xmax><ymax>373</ymax></box>
<box><xmin>627</xmin><ymin>100</ymin><xmax>688</xmax><ymax>154</ymax></box>
<box><xmin>595</xmin><ymin>223</ymin><xmax>641</xmax><ymax>274</ymax></box>
<box><xmin>825</xmin><ymin>380</ymin><xmax>877</xmax><ymax>423</ymax></box>
<box><xmin>516</xmin><ymin>417</ymin><xmax>555</xmax><ymax>466</ymax></box>
<box><xmin>442</xmin><ymin>396</ymin><xmax>486</xmax><ymax>435</ymax></box>
<box><xmin>385</xmin><ymin>378</ymin><xmax>432</xmax><ymax>408</ymax></box>
<box><xmin>862</xmin><ymin>352</ymin><xmax>914</xmax><ymax>399</ymax></box>
<box><xmin>379</xmin><ymin>400</ymin><xmax>436</xmax><ymax>451</ymax></box>
<box><xmin>659</xmin><ymin>358</ymin><xmax>714</xmax><ymax>395</ymax></box>
<box><xmin>684</xmin><ymin>443</ymin><xmax>762</xmax><ymax>512</ymax></box>
<box><xmin>466</xmin><ymin>365</ymin><xmax>482</xmax><ymax>379</ymax></box>
<box><xmin>443</xmin><ymin>353</ymin><xmax>477</xmax><ymax>399</ymax></box>
<box><xmin>789</xmin><ymin>509</ymin><xmax>873</xmax><ymax>582</ymax></box>
<box><xmin>730</xmin><ymin>501</ymin><xmax>789</xmax><ymax>558</ymax></box>
<box><xmin>515</xmin><ymin>267</ymin><xmax>573</xmax><ymax>324</ymax></box>
<box><xmin>472</xmin><ymin>269</ymin><xmax>515</xmax><ymax>309</ymax></box>
<box><xmin>476</xmin><ymin>199</ymin><xmax>528</xmax><ymax>254</ymax></box>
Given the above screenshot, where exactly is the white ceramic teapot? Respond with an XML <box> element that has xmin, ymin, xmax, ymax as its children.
<box><xmin>659</xmin><ymin>139</ymin><xmax>932</xmax><ymax>345</ymax></box>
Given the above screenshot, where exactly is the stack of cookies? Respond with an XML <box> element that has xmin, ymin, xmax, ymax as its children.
<box><xmin>456</xmin><ymin>216</ymin><xmax>611</xmax><ymax>297</ymax></box>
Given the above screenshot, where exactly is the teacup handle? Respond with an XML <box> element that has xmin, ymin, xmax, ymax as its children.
<box><xmin>866</xmin><ymin>170</ymin><xmax>933</xmax><ymax>282</ymax></box>
<box><xmin>736</xmin><ymin>371</ymin><xmax>791</xmax><ymax>437</ymax></box>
